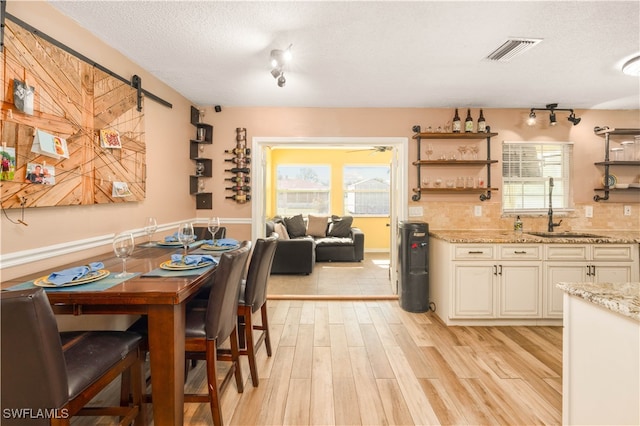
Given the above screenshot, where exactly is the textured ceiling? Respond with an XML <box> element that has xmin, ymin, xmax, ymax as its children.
<box><xmin>48</xmin><ymin>0</ymin><xmax>640</xmax><ymax>110</ymax></box>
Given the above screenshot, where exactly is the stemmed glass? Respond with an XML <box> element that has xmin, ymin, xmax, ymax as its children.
<box><xmin>207</xmin><ymin>217</ymin><xmax>220</xmax><ymax>245</ymax></box>
<box><xmin>457</xmin><ymin>145</ymin><xmax>468</xmax><ymax>161</ymax></box>
<box><xmin>113</xmin><ymin>232</ymin><xmax>135</xmax><ymax>278</ymax></box>
<box><xmin>143</xmin><ymin>217</ymin><xmax>157</xmax><ymax>245</ymax></box>
<box><xmin>470</xmin><ymin>145</ymin><xmax>479</xmax><ymax>160</ymax></box>
<box><xmin>177</xmin><ymin>222</ymin><xmax>195</xmax><ymax>259</ymax></box>
<box><xmin>425</xmin><ymin>144</ymin><xmax>434</xmax><ymax>160</ymax></box>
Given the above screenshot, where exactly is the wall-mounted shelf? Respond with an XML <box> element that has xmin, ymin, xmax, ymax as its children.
<box><xmin>593</xmin><ymin>127</ymin><xmax>640</xmax><ymax>202</ymax></box>
<box><xmin>411</xmin><ymin>129</ymin><xmax>498</xmax><ymax>201</ymax></box>
<box><xmin>189</xmin><ymin>109</ymin><xmax>213</xmax><ymax>209</ymax></box>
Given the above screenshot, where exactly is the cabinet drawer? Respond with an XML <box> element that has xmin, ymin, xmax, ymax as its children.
<box><xmin>500</xmin><ymin>245</ymin><xmax>541</xmax><ymax>260</ymax></box>
<box><xmin>453</xmin><ymin>245</ymin><xmax>494</xmax><ymax>260</ymax></box>
<box><xmin>545</xmin><ymin>245</ymin><xmax>588</xmax><ymax>260</ymax></box>
<box><xmin>592</xmin><ymin>245</ymin><xmax>634</xmax><ymax>261</ymax></box>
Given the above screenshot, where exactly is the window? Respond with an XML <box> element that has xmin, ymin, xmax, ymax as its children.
<box><xmin>343</xmin><ymin>165</ymin><xmax>390</xmax><ymax>215</ymax></box>
<box><xmin>502</xmin><ymin>142</ymin><xmax>573</xmax><ymax>213</ymax></box>
<box><xmin>276</xmin><ymin>165</ymin><xmax>330</xmax><ymax>215</ymax></box>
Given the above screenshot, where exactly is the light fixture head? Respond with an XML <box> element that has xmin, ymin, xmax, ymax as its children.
<box><xmin>270</xmin><ymin>68</ymin><xmax>282</xmax><ymax>79</ymax></box>
<box><xmin>269</xmin><ymin>44</ymin><xmax>292</xmax><ymax>87</ymax></box>
<box><xmin>527</xmin><ymin>110</ymin><xmax>537</xmax><ymax>126</ymax></box>
<box><xmin>567</xmin><ymin>111</ymin><xmax>581</xmax><ymax>125</ymax></box>
<box><xmin>549</xmin><ymin>111</ymin><xmax>557</xmax><ymax>126</ymax></box>
<box><xmin>622</xmin><ymin>55</ymin><xmax>640</xmax><ymax>76</ymax></box>
<box><xmin>277</xmin><ymin>75</ymin><xmax>286</xmax><ymax>87</ymax></box>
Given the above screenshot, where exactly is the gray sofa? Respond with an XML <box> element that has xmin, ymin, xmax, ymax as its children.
<box><xmin>266</xmin><ymin>216</ymin><xmax>364</xmax><ymax>274</ymax></box>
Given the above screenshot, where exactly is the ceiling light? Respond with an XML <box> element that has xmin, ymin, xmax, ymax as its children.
<box><xmin>622</xmin><ymin>55</ymin><xmax>640</xmax><ymax>76</ymax></box>
<box><xmin>277</xmin><ymin>75</ymin><xmax>286</xmax><ymax>87</ymax></box>
<box><xmin>528</xmin><ymin>103</ymin><xmax>581</xmax><ymax>127</ymax></box>
<box><xmin>270</xmin><ymin>44</ymin><xmax>292</xmax><ymax>88</ymax></box>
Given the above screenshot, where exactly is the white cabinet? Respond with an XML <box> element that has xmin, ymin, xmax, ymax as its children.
<box><xmin>430</xmin><ymin>238</ymin><xmax>639</xmax><ymax>325</ymax></box>
<box><xmin>544</xmin><ymin>244</ymin><xmax>638</xmax><ymax>317</ymax></box>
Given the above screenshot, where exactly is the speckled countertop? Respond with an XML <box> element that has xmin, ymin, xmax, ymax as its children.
<box><xmin>557</xmin><ymin>282</ymin><xmax>640</xmax><ymax>321</ymax></box>
<box><xmin>429</xmin><ymin>230</ymin><xmax>640</xmax><ymax>244</ymax></box>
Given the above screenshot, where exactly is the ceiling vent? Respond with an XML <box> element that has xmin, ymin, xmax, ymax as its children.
<box><xmin>486</xmin><ymin>38</ymin><xmax>542</xmax><ymax>62</ymax></box>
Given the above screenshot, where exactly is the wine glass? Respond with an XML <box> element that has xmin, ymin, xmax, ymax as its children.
<box><xmin>177</xmin><ymin>222</ymin><xmax>194</xmax><ymax>258</ymax></box>
<box><xmin>457</xmin><ymin>145</ymin><xmax>468</xmax><ymax>160</ymax></box>
<box><xmin>143</xmin><ymin>217</ymin><xmax>157</xmax><ymax>245</ymax></box>
<box><xmin>470</xmin><ymin>145</ymin><xmax>479</xmax><ymax>160</ymax></box>
<box><xmin>113</xmin><ymin>232</ymin><xmax>135</xmax><ymax>278</ymax></box>
<box><xmin>425</xmin><ymin>144</ymin><xmax>434</xmax><ymax>160</ymax></box>
<box><xmin>207</xmin><ymin>217</ymin><xmax>220</xmax><ymax>244</ymax></box>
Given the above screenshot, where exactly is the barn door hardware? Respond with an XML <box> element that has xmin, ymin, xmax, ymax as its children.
<box><xmin>4</xmin><ymin>11</ymin><xmax>172</xmax><ymax>110</ymax></box>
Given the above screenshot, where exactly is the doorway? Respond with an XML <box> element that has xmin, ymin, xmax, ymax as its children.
<box><xmin>250</xmin><ymin>137</ymin><xmax>408</xmax><ymax>296</ymax></box>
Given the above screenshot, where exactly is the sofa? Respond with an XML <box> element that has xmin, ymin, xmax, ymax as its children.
<box><xmin>266</xmin><ymin>214</ymin><xmax>365</xmax><ymax>274</ymax></box>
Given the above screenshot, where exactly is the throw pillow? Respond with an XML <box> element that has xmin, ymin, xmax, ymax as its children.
<box><xmin>284</xmin><ymin>214</ymin><xmax>306</xmax><ymax>238</ymax></box>
<box><xmin>273</xmin><ymin>222</ymin><xmax>290</xmax><ymax>240</ymax></box>
<box><xmin>327</xmin><ymin>215</ymin><xmax>353</xmax><ymax>237</ymax></box>
<box><xmin>307</xmin><ymin>214</ymin><xmax>329</xmax><ymax>237</ymax></box>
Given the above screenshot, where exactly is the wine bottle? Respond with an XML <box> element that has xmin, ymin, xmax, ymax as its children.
<box><xmin>477</xmin><ymin>109</ymin><xmax>486</xmax><ymax>133</ymax></box>
<box><xmin>224</xmin><ymin>157</ymin><xmax>251</xmax><ymax>164</ymax></box>
<box><xmin>464</xmin><ymin>109</ymin><xmax>473</xmax><ymax>133</ymax></box>
<box><xmin>224</xmin><ymin>167</ymin><xmax>250</xmax><ymax>174</ymax></box>
<box><xmin>452</xmin><ymin>108</ymin><xmax>461</xmax><ymax>133</ymax></box>
<box><xmin>225</xmin><ymin>185</ymin><xmax>251</xmax><ymax>192</ymax></box>
<box><xmin>224</xmin><ymin>147</ymin><xmax>251</xmax><ymax>155</ymax></box>
<box><xmin>224</xmin><ymin>176</ymin><xmax>250</xmax><ymax>184</ymax></box>
<box><xmin>226</xmin><ymin>194</ymin><xmax>251</xmax><ymax>203</ymax></box>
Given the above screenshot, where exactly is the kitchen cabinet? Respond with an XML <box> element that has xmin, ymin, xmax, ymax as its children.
<box><xmin>544</xmin><ymin>244</ymin><xmax>638</xmax><ymax>317</ymax></box>
<box><xmin>430</xmin><ymin>238</ymin><xmax>638</xmax><ymax>325</ymax></box>
<box><xmin>593</xmin><ymin>126</ymin><xmax>640</xmax><ymax>202</ymax></box>
<box><xmin>411</xmin><ymin>130</ymin><xmax>498</xmax><ymax>202</ymax></box>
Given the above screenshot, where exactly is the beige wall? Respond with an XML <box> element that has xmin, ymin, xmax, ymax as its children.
<box><xmin>2</xmin><ymin>2</ymin><xmax>639</xmax><ymax>284</ymax></box>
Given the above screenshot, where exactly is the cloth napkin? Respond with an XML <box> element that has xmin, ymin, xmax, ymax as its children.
<box><xmin>47</xmin><ymin>261</ymin><xmax>104</xmax><ymax>286</ymax></box>
<box><xmin>170</xmin><ymin>254</ymin><xmax>216</xmax><ymax>266</ymax></box>
<box><xmin>205</xmin><ymin>238</ymin><xmax>238</xmax><ymax>247</ymax></box>
<box><xmin>164</xmin><ymin>232</ymin><xmax>179</xmax><ymax>242</ymax></box>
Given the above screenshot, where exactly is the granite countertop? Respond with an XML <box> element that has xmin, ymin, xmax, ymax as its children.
<box><xmin>557</xmin><ymin>282</ymin><xmax>640</xmax><ymax>321</ymax></box>
<box><xmin>429</xmin><ymin>230</ymin><xmax>640</xmax><ymax>244</ymax></box>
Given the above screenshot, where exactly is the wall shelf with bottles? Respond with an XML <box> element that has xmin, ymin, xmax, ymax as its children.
<box><xmin>189</xmin><ymin>107</ymin><xmax>213</xmax><ymax>209</ymax></box>
<box><xmin>593</xmin><ymin>126</ymin><xmax>640</xmax><ymax>202</ymax></box>
<box><xmin>411</xmin><ymin>128</ymin><xmax>498</xmax><ymax>201</ymax></box>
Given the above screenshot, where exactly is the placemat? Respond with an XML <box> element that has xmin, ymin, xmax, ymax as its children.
<box><xmin>154</xmin><ymin>240</ymin><xmax>205</xmax><ymax>249</ymax></box>
<box><xmin>141</xmin><ymin>264</ymin><xmax>215</xmax><ymax>277</ymax></box>
<box><xmin>4</xmin><ymin>272</ymin><xmax>141</xmax><ymax>293</ymax></box>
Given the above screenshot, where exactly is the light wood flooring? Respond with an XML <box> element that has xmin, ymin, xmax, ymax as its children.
<box><xmin>75</xmin><ymin>300</ymin><xmax>562</xmax><ymax>425</ymax></box>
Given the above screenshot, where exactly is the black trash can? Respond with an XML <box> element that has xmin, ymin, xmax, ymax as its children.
<box><xmin>398</xmin><ymin>221</ymin><xmax>429</xmax><ymax>312</ymax></box>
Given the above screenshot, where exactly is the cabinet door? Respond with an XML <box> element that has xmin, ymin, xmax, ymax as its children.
<box><xmin>593</xmin><ymin>263</ymin><xmax>633</xmax><ymax>283</ymax></box>
<box><xmin>544</xmin><ymin>263</ymin><xmax>588</xmax><ymax>318</ymax></box>
<box><xmin>453</xmin><ymin>264</ymin><xmax>495</xmax><ymax>317</ymax></box>
<box><xmin>499</xmin><ymin>263</ymin><xmax>542</xmax><ymax>318</ymax></box>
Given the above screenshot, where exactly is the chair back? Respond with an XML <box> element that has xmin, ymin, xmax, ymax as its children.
<box><xmin>1</xmin><ymin>288</ymin><xmax>68</xmax><ymax>423</ymax></box>
<box><xmin>243</xmin><ymin>236</ymin><xmax>278</xmax><ymax>312</ymax></box>
<box><xmin>205</xmin><ymin>241</ymin><xmax>251</xmax><ymax>341</ymax></box>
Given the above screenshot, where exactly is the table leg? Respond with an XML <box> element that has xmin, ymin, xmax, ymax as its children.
<box><xmin>147</xmin><ymin>304</ymin><xmax>185</xmax><ymax>426</ymax></box>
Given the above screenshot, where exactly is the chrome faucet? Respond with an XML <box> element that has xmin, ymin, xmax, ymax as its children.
<box><xmin>548</xmin><ymin>177</ymin><xmax>563</xmax><ymax>232</ymax></box>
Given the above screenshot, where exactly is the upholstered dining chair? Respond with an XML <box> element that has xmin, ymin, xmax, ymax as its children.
<box><xmin>1</xmin><ymin>288</ymin><xmax>144</xmax><ymax>426</ymax></box>
<box><xmin>237</xmin><ymin>235</ymin><xmax>278</xmax><ymax>386</ymax></box>
<box><xmin>127</xmin><ymin>240</ymin><xmax>251</xmax><ymax>426</ymax></box>
<box><xmin>194</xmin><ymin>225</ymin><xmax>226</xmax><ymax>241</ymax></box>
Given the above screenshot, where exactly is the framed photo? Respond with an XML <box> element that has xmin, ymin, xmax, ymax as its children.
<box><xmin>1</xmin><ymin>147</ymin><xmax>16</xmax><ymax>181</ymax></box>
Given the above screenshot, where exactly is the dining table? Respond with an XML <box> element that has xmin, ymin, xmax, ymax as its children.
<box><xmin>1</xmin><ymin>241</ymin><xmax>223</xmax><ymax>426</ymax></box>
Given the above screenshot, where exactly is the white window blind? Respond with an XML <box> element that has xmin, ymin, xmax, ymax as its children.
<box><xmin>502</xmin><ymin>141</ymin><xmax>573</xmax><ymax>213</ymax></box>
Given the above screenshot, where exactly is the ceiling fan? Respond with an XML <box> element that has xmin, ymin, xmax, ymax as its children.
<box><xmin>347</xmin><ymin>146</ymin><xmax>393</xmax><ymax>154</ymax></box>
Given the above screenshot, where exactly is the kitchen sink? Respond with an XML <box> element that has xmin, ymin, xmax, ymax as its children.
<box><xmin>527</xmin><ymin>232</ymin><xmax>606</xmax><ymax>239</ymax></box>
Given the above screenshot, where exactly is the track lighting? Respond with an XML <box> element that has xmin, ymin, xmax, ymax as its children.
<box><xmin>270</xmin><ymin>44</ymin><xmax>292</xmax><ymax>88</ymax></box>
<box><xmin>527</xmin><ymin>103</ymin><xmax>581</xmax><ymax>127</ymax></box>
<box><xmin>622</xmin><ymin>55</ymin><xmax>640</xmax><ymax>76</ymax></box>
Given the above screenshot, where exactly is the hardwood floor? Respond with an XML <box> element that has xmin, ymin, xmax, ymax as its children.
<box><xmin>75</xmin><ymin>300</ymin><xmax>562</xmax><ymax>425</ymax></box>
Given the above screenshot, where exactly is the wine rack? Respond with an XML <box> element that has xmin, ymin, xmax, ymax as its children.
<box><xmin>189</xmin><ymin>106</ymin><xmax>212</xmax><ymax>209</ymax></box>
<box><xmin>224</xmin><ymin>127</ymin><xmax>251</xmax><ymax>204</ymax></box>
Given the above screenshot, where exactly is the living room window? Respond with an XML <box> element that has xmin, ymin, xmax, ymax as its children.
<box><xmin>502</xmin><ymin>141</ymin><xmax>573</xmax><ymax>213</ymax></box>
<box><xmin>276</xmin><ymin>165</ymin><xmax>331</xmax><ymax>215</ymax></box>
<box><xmin>343</xmin><ymin>165</ymin><xmax>390</xmax><ymax>216</ymax></box>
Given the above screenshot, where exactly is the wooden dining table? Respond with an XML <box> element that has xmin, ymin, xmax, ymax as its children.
<box><xmin>1</xmin><ymin>243</ymin><xmax>218</xmax><ymax>426</ymax></box>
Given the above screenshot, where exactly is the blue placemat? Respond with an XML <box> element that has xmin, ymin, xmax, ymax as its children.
<box><xmin>142</xmin><ymin>264</ymin><xmax>215</xmax><ymax>277</ymax></box>
<box><xmin>4</xmin><ymin>272</ymin><xmax>141</xmax><ymax>293</ymax></box>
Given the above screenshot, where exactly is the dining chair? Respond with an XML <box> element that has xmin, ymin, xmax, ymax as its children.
<box><xmin>237</xmin><ymin>235</ymin><xmax>278</xmax><ymax>386</ymax></box>
<box><xmin>194</xmin><ymin>226</ymin><xmax>226</xmax><ymax>240</ymax></box>
<box><xmin>1</xmin><ymin>288</ymin><xmax>144</xmax><ymax>426</ymax></box>
<box><xmin>127</xmin><ymin>240</ymin><xmax>251</xmax><ymax>426</ymax></box>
